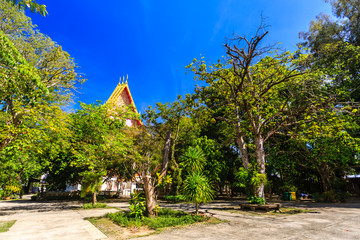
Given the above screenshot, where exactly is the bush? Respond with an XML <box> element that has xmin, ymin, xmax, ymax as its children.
<box><xmin>182</xmin><ymin>172</ymin><xmax>214</xmax><ymax>214</ymax></box>
<box><xmin>335</xmin><ymin>191</ymin><xmax>351</xmax><ymax>202</ymax></box>
<box><xmin>30</xmin><ymin>194</ymin><xmax>38</xmax><ymax>201</ymax></box>
<box><xmin>164</xmin><ymin>195</ymin><xmax>186</xmax><ymax>203</ymax></box>
<box><xmin>83</xmin><ymin>194</ymin><xmax>106</xmax><ymax>202</ymax></box>
<box><xmin>313</xmin><ymin>190</ymin><xmax>351</xmax><ymax>203</ymax></box>
<box><xmin>107</xmin><ymin>208</ymin><xmax>209</xmax><ymax>230</ymax></box>
<box><xmin>129</xmin><ymin>191</ymin><xmax>146</xmax><ymax>219</ymax></box>
<box><xmin>82</xmin><ymin>203</ymin><xmax>107</xmax><ymax>209</ymax></box>
<box><xmin>0</xmin><ymin>190</ymin><xmax>5</xmax><ymax>199</ymax></box>
<box><xmin>248</xmin><ymin>195</ymin><xmax>265</xmax><ymax>205</ymax></box>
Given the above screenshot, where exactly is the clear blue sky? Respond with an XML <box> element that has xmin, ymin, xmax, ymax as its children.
<box><xmin>30</xmin><ymin>0</ymin><xmax>332</xmax><ymax>112</ymax></box>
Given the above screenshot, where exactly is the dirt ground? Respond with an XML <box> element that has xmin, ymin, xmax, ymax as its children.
<box><xmin>0</xmin><ymin>196</ymin><xmax>359</xmax><ymax>240</ymax></box>
<box><xmin>140</xmin><ymin>199</ymin><xmax>360</xmax><ymax>240</ymax></box>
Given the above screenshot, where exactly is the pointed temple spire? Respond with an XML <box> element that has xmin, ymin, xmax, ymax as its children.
<box><xmin>107</xmin><ymin>76</ymin><xmax>142</xmax><ymax>126</ymax></box>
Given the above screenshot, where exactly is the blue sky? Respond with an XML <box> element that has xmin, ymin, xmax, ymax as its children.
<box><xmin>30</xmin><ymin>0</ymin><xmax>332</xmax><ymax>112</ymax></box>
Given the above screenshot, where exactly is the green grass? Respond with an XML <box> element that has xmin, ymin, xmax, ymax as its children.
<box><xmin>164</xmin><ymin>195</ymin><xmax>186</xmax><ymax>203</ymax></box>
<box><xmin>82</xmin><ymin>203</ymin><xmax>107</xmax><ymax>209</ymax></box>
<box><xmin>107</xmin><ymin>208</ymin><xmax>210</xmax><ymax>230</ymax></box>
<box><xmin>0</xmin><ymin>220</ymin><xmax>16</xmax><ymax>233</ymax></box>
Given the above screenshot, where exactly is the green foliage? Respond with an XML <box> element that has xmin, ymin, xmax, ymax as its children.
<box><xmin>235</xmin><ymin>166</ymin><xmax>267</xmax><ymax>195</ymax></box>
<box><xmin>190</xmin><ymin>136</ymin><xmax>227</xmax><ymax>184</ymax></box>
<box><xmin>0</xmin><ymin>1</ymin><xmax>84</xmax><ymax>192</ymax></box>
<box><xmin>188</xmin><ymin>29</ymin><xmax>332</xmax><ymax>199</ymax></box>
<box><xmin>142</xmin><ymin>94</ymin><xmax>200</xmax><ymax>196</ymax></box>
<box><xmin>129</xmin><ymin>191</ymin><xmax>146</xmax><ymax>219</ymax></box>
<box><xmin>3</xmin><ymin>183</ymin><xmax>21</xmax><ymax>196</ymax></box>
<box><xmin>156</xmin><ymin>173</ymin><xmax>172</xmax><ymax>190</ymax></box>
<box><xmin>180</xmin><ymin>145</ymin><xmax>206</xmax><ymax>173</ymax></box>
<box><xmin>5</xmin><ymin>0</ymin><xmax>47</xmax><ymax>16</ymax></box>
<box><xmin>82</xmin><ymin>203</ymin><xmax>107</xmax><ymax>209</ymax></box>
<box><xmin>313</xmin><ymin>190</ymin><xmax>351</xmax><ymax>203</ymax></box>
<box><xmin>71</xmin><ymin>102</ymin><xmax>136</xmax><ymax>205</ymax></box>
<box><xmin>164</xmin><ymin>195</ymin><xmax>186</xmax><ymax>203</ymax></box>
<box><xmin>182</xmin><ymin>172</ymin><xmax>214</xmax><ymax>212</ymax></box>
<box><xmin>80</xmin><ymin>172</ymin><xmax>103</xmax><ymax>198</ymax></box>
<box><xmin>248</xmin><ymin>196</ymin><xmax>265</xmax><ymax>205</ymax></box>
<box><xmin>107</xmin><ymin>208</ymin><xmax>209</xmax><ymax>230</ymax></box>
<box><xmin>279</xmin><ymin>184</ymin><xmax>297</xmax><ymax>193</ymax></box>
<box><xmin>235</xmin><ymin>167</ymin><xmax>249</xmax><ymax>188</ymax></box>
<box><xmin>30</xmin><ymin>194</ymin><xmax>37</xmax><ymax>201</ymax></box>
<box><xmin>335</xmin><ymin>191</ymin><xmax>351</xmax><ymax>203</ymax></box>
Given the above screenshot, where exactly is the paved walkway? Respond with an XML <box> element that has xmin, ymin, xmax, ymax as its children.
<box><xmin>0</xmin><ymin>198</ymin><xmax>127</xmax><ymax>240</ymax></box>
<box><xmin>0</xmin><ymin>197</ymin><xmax>359</xmax><ymax>240</ymax></box>
<box><xmin>141</xmin><ymin>200</ymin><xmax>360</xmax><ymax>240</ymax></box>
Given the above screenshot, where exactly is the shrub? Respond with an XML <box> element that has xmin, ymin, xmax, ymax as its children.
<box><xmin>0</xmin><ymin>190</ymin><xmax>6</xmax><ymax>199</ymax></box>
<box><xmin>182</xmin><ymin>172</ymin><xmax>214</xmax><ymax>214</ymax></box>
<box><xmin>248</xmin><ymin>195</ymin><xmax>265</xmax><ymax>205</ymax></box>
<box><xmin>129</xmin><ymin>191</ymin><xmax>146</xmax><ymax>219</ymax></box>
<box><xmin>164</xmin><ymin>195</ymin><xmax>186</xmax><ymax>203</ymax></box>
<box><xmin>30</xmin><ymin>194</ymin><xmax>38</xmax><ymax>201</ymax></box>
<box><xmin>180</xmin><ymin>146</ymin><xmax>206</xmax><ymax>172</ymax></box>
<box><xmin>335</xmin><ymin>191</ymin><xmax>351</xmax><ymax>202</ymax></box>
<box><xmin>313</xmin><ymin>190</ymin><xmax>351</xmax><ymax>203</ymax></box>
<box><xmin>107</xmin><ymin>208</ymin><xmax>209</xmax><ymax>230</ymax></box>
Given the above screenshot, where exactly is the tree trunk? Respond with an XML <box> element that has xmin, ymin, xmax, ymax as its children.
<box><xmin>255</xmin><ymin>135</ymin><xmax>266</xmax><ymax>199</ymax></box>
<box><xmin>143</xmin><ymin>175</ymin><xmax>157</xmax><ymax>217</ymax></box>
<box><xmin>160</xmin><ymin>131</ymin><xmax>172</xmax><ymax>177</ymax></box>
<box><xmin>92</xmin><ymin>190</ymin><xmax>97</xmax><ymax>205</ymax></box>
<box><xmin>236</xmin><ymin>135</ymin><xmax>250</xmax><ymax>169</ymax></box>
<box><xmin>195</xmin><ymin>202</ymin><xmax>199</xmax><ymax>215</ymax></box>
<box><xmin>318</xmin><ymin>164</ymin><xmax>332</xmax><ymax>192</ymax></box>
<box><xmin>143</xmin><ymin>131</ymin><xmax>171</xmax><ymax>217</ymax></box>
<box><xmin>235</xmin><ymin>109</ymin><xmax>250</xmax><ymax>170</ymax></box>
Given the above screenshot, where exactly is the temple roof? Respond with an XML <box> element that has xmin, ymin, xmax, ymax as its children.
<box><xmin>107</xmin><ymin>78</ymin><xmax>142</xmax><ymax>126</ymax></box>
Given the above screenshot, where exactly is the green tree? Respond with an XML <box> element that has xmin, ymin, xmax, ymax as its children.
<box><xmin>0</xmin><ymin>1</ymin><xmax>84</xmax><ymax>191</ymax></box>
<box><xmin>0</xmin><ymin>0</ymin><xmax>85</xmax><ymax>104</ymax></box>
<box><xmin>300</xmin><ymin>0</ymin><xmax>360</xmax><ymax>102</ymax></box>
<box><xmin>296</xmin><ymin>0</ymin><xmax>360</xmax><ymax>192</ymax></box>
<box><xmin>0</xmin><ymin>29</ymin><xmax>47</xmax><ymax>151</ymax></box>
<box><xmin>180</xmin><ymin>146</ymin><xmax>206</xmax><ymax>173</ymax></box>
<box><xmin>268</xmin><ymin>112</ymin><xmax>359</xmax><ymax>192</ymax></box>
<box><xmin>71</xmin><ymin>102</ymin><xmax>135</xmax><ymax>205</ymax></box>
<box><xmin>182</xmin><ymin>172</ymin><xmax>214</xmax><ymax>214</ymax></box>
<box><xmin>6</xmin><ymin>0</ymin><xmax>47</xmax><ymax>16</ymax></box>
<box><xmin>143</xmin><ymin>95</ymin><xmax>200</xmax><ymax>196</ymax></box>
<box><xmin>188</xmin><ymin>28</ymin><xmax>330</xmax><ymax>200</ymax></box>
<box><xmin>0</xmin><ymin>1</ymin><xmax>84</xmax><ymax>152</ymax></box>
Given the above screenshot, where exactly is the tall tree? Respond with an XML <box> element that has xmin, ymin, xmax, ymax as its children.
<box><xmin>0</xmin><ymin>1</ymin><xmax>84</xmax><ymax>190</ymax></box>
<box><xmin>300</xmin><ymin>0</ymin><xmax>360</xmax><ymax>101</ymax></box>
<box><xmin>188</xmin><ymin>27</ymin><xmax>330</xmax><ymax>200</ymax></box>
<box><xmin>0</xmin><ymin>0</ymin><xmax>84</xmax><ymax>152</ymax></box>
<box><xmin>143</xmin><ymin>95</ymin><xmax>199</xmax><ymax>196</ymax></box>
<box><xmin>71</xmin><ymin>102</ymin><xmax>135</xmax><ymax>205</ymax></box>
<box><xmin>0</xmin><ymin>29</ymin><xmax>47</xmax><ymax>151</ymax></box>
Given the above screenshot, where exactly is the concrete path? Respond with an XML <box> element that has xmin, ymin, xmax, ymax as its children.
<box><xmin>0</xmin><ymin>198</ymin><xmax>123</xmax><ymax>240</ymax></box>
<box><xmin>1</xmin><ymin>197</ymin><xmax>360</xmax><ymax>240</ymax></box>
<box><xmin>140</xmin><ymin>200</ymin><xmax>360</xmax><ymax>240</ymax></box>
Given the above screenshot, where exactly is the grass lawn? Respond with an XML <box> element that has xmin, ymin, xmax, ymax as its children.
<box><xmin>0</xmin><ymin>220</ymin><xmax>16</xmax><ymax>233</ymax></box>
<box><xmin>82</xmin><ymin>203</ymin><xmax>108</xmax><ymax>209</ymax></box>
<box><xmin>88</xmin><ymin>208</ymin><xmax>224</xmax><ymax>239</ymax></box>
